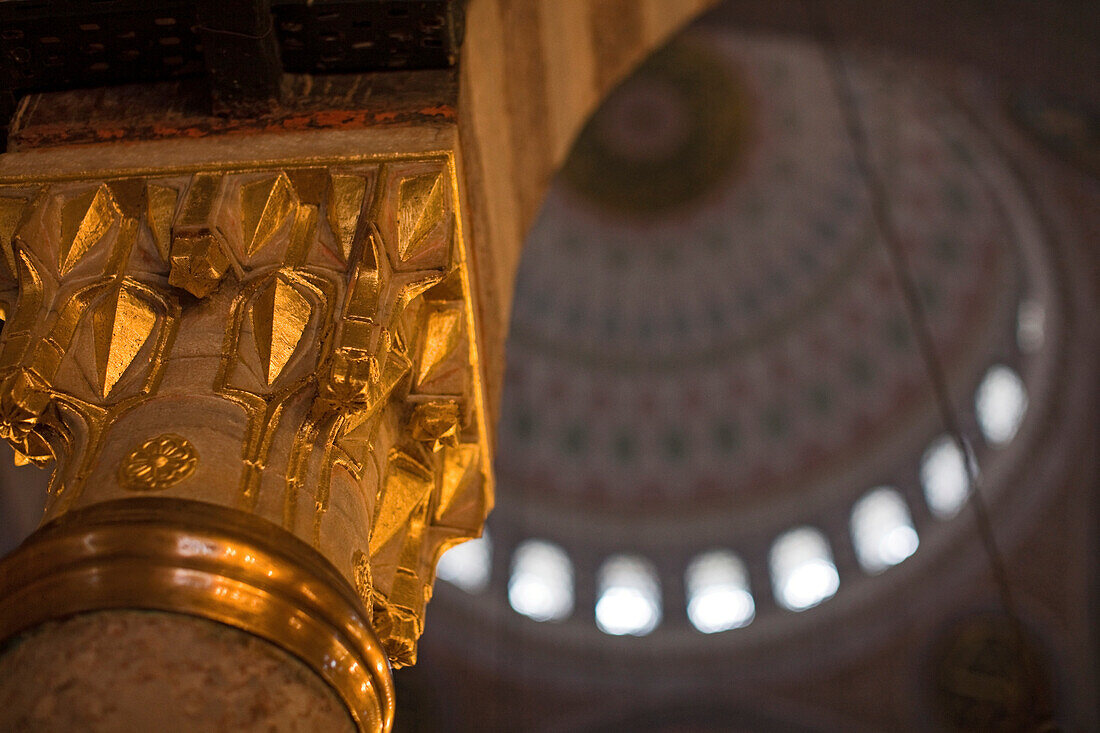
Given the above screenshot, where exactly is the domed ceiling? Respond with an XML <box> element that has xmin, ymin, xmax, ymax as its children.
<box><xmin>419</xmin><ymin>20</ymin><xmax>1071</xmax><ymax>668</ymax></box>
<box><xmin>498</xmin><ymin>31</ymin><xmax>1030</xmax><ymax>523</ymax></box>
<box><xmin>405</xmin><ymin>27</ymin><xmax>1091</xmax><ymax>709</ymax></box>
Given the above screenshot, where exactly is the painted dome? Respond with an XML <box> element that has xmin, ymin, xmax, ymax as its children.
<box><xmin>427</xmin><ymin>27</ymin><xmax>1066</xmax><ymax>674</ymax></box>
<box><xmin>499</xmin><ymin>32</ymin><xmax>1028</xmax><ymax>521</ymax></box>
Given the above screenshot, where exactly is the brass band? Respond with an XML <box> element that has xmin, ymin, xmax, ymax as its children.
<box><xmin>0</xmin><ymin>498</ymin><xmax>395</xmax><ymax>733</ymax></box>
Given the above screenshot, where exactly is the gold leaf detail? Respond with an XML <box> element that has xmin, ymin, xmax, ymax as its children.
<box><xmin>145</xmin><ymin>184</ymin><xmax>178</xmax><ymax>262</ymax></box>
<box><xmin>176</xmin><ymin>173</ymin><xmax>224</xmax><ymax>229</ymax></box>
<box><xmin>435</xmin><ymin>443</ymin><xmax>480</xmax><ymax>522</ymax></box>
<box><xmin>118</xmin><ymin>433</ymin><xmax>197</xmax><ymax>492</ymax></box>
<box><xmin>169</xmin><ymin>174</ymin><xmax>230</xmax><ymax>297</ymax></box>
<box><xmin>0</xmin><ymin>197</ymin><xmax>26</xmax><ymax>290</ymax></box>
<box><xmin>415</xmin><ymin>307</ymin><xmax>463</xmax><ymax>390</ymax></box>
<box><xmin>393</xmin><ymin>272</ymin><xmax>445</xmax><ymax>317</ymax></box>
<box><xmin>0</xmin><ymin>197</ymin><xmax>24</xmax><ymax>248</ymax></box>
<box><xmin>286</xmin><ymin>168</ymin><xmax>329</xmax><ymax>205</ymax></box>
<box><xmin>410</xmin><ymin>400</ymin><xmax>460</xmax><ymax>452</ymax></box>
<box><xmin>0</xmin><ymin>369</ymin><xmax>54</xmax><ymax>466</ymax></box>
<box><xmin>396</xmin><ymin>173</ymin><xmax>444</xmax><ymax>261</ymax></box>
<box><xmin>285</xmin><ymin>204</ymin><xmax>318</xmax><ymax>265</ymax></box>
<box><xmin>168</xmin><ymin>234</ymin><xmax>230</xmax><ymax>298</ymax></box>
<box><xmin>60</xmin><ymin>185</ymin><xmax>120</xmax><ymax>275</ymax></box>
<box><xmin>327</xmin><ymin>174</ymin><xmax>367</xmax><ymax>261</ymax></box>
<box><xmin>369</xmin><ymin>450</ymin><xmax>434</xmax><ymax>557</ymax></box>
<box><xmin>352</xmin><ymin>549</ymin><xmax>373</xmax><ymax>606</ymax></box>
<box><xmin>372</xmin><ymin>601</ymin><xmax>420</xmax><ymax>668</ymax></box>
<box><xmin>241</xmin><ymin>173</ymin><xmax>296</xmax><ymax>256</ymax></box>
<box><xmin>332</xmin><ymin>344</ymin><xmax>412</xmax><ymax>460</ymax></box>
<box><xmin>336</xmin><ymin>408</ymin><xmax>378</xmax><ymax>466</ymax></box>
<box><xmin>250</xmin><ymin>274</ymin><xmax>311</xmax><ymax>385</ymax></box>
<box><xmin>347</xmin><ymin>272</ymin><xmax>384</xmax><ymax>324</ymax></box>
<box><xmin>92</xmin><ymin>284</ymin><xmax>157</xmax><ymax>398</ymax></box>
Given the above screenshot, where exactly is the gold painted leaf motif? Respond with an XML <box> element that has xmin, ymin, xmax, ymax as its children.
<box><xmin>145</xmin><ymin>185</ymin><xmax>178</xmax><ymax>262</ymax></box>
<box><xmin>240</xmin><ymin>173</ymin><xmax>296</xmax><ymax>257</ymax></box>
<box><xmin>369</xmin><ymin>450</ymin><xmax>434</xmax><ymax>557</ymax></box>
<box><xmin>396</xmin><ymin>173</ymin><xmax>444</xmax><ymax>262</ymax></box>
<box><xmin>435</xmin><ymin>443</ymin><xmax>480</xmax><ymax>523</ymax></box>
<box><xmin>60</xmin><ymin>185</ymin><xmax>120</xmax><ymax>276</ymax></box>
<box><xmin>415</xmin><ymin>307</ymin><xmax>463</xmax><ymax>391</ymax></box>
<box><xmin>250</xmin><ymin>274</ymin><xmax>312</xmax><ymax>385</ymax></box>
<box><xmin>92</xmin><ymin>284</ymin><xmax>157</xmax><ymax>398</ymax></box>
<box><xmin>327</xmin><ymin>174</ymin><xmax>367</xmax><ymax>261</ymax></box>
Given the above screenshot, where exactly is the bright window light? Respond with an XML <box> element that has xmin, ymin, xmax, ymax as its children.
<box><xmin>685</xmin><ymin>550</ymin><xmax>755</xmax><ymax>633</ymax></box>
<box><xmin>595</xmin><ymin>555</ymin><xmax>661</xmax><ymax>636</ymax></box>
<box><xmin>436</xmin><ymin>530</ymin><xmax>492</xmax><ymax>593</ymax></box>
<box><xmin>850</xmin><ymin>488</ymin><xmax>919</xmax><ymax>573</ymax></box>
<box><xmin>975</xmin><ymin>364</ymin><xmax>1028</xmax><ymax>446</ymax></box>
<box><xmin>508</xmin><ymin>539</ymin><xmax>573</xmax><ymax>622</ymax></box>
<box><xmin>921</xmin><ymin>435</ymin><xmax>971</xmax><ymax>519</ymax></box>
<box><xmin>769</xmin><ymin>527</ymin><xmax>839</xmax><ymax>611</ymax></box>
<box><xmin>1016</xmin><ymin>300</ymin><xmax>1045</xmax><ymax>353</ymax></box>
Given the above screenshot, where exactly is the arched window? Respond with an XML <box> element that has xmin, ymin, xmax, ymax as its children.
<box><xmin>1016</xmin><ymin>300</ymin><xmax>1045</xmax><ymax>353</ymax></box>
<box><xmin>921</xmin><ymin>435</ymin><xmax>971</xmax><ymax>519</ymax></box>
<box><xmin>508</xmin><ymin>539</ymin><xmax>574</xmax><ymax>622</ymax></box>
<box><xmin>595</xmin><ymin>555</ymin><xmax>661</xmax><ymax>636</ymax></box>
<box><xmin>850</xmin><ymin>488</ymin><xmax>919</xmax><ymax>573</ymax></box>
<box><xmin>769</xmin><ymin>527</ymin><xmax>839</xmax><ymax>611</ymax></box>
<box><xmin>435</xmin><ymin>529</ymin><xmax>492</xmax><ymax>592</ymax></box>
<box><xmin>685</xmin><ymin>550</ymin><xmax>755</xmax><ymax>633</ymax></box>
<box><xmin>975</xmin><ymin>364</ymin><xmax>1028</xmax><ymax>446</ymax></box>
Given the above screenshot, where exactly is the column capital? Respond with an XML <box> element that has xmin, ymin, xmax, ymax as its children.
<box><xmin>0</xmin><ymin>135</ymin><xmax>494</xmax><ymax>729</ymax></box>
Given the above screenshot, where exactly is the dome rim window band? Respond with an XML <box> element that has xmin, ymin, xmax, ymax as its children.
<box><xmin>595</xmin><ymin>554</ymin><xmax>662</xmax><ymax>636</ymax></box>
<box><xmin>975</xmin><ymin>363</ymin><xmax>1029</xmax><ymax>447</ymax></box>
<box><xmin>436</xmin><ymin>529</ymin><xmax>492</xmax><ymax>593</ymax></box>
<box><xmin>769</xmin><ymin>526</ymin><xmax>840</xmax><ymax>612</ymax></box>
<box><xmin>508</xmin><ymin>539</ymin><xmax>575</xmax><ymax>623</ymax></box>
<box><xmin>849</xmin><ymin>487</ymin><xmax>920</xmax><ymax>574</ymax></box>
<box><xmin>685</xmin><ymin>549</ymin><xmax>755</xmax><ymax>633</ymax></box>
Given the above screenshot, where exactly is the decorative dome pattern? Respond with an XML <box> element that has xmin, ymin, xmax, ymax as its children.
<box><xmin>428</xmin><ymin>28</ymin><xmax>1063</xmax><ymax>667</ymax></box>
<box><xmin>499</xmin><ymin>33</ymin><xmax>1024</xmax><ymax>517</ymax></box>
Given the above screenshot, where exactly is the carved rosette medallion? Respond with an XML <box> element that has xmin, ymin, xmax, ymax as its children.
<box><xmin>118</xmin><ymin>433</ymin><xmax>198</xmax><ymax>492</ymax></box>
<box><xmin>0</xmin><ymin>154</ymin><xmax>493</xmax><ymax>669</ymax></box>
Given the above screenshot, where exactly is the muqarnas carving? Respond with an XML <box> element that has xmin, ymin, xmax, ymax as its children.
<box><xmin>0</xmin><ymin>156</ymin><xmax>493</xmax><ymax>666</ymax></box>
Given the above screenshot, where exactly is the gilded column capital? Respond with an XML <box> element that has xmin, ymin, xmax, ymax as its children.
<box><xmin>0</xmin><ymin>148</ymin><xmax>494</xmax><ymax>724</ymax></box>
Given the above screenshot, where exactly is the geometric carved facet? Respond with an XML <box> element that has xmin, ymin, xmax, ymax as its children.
<box><xmin>249</xmin><ymin>273</ymin><xmax>312</xmax><ymax>386</ymax></box>
<box><xmin>169</xmin><ymin>173</ymin><xmax>231</xmax><ymax>298</ymax></box>
<box><xmin>370</xmin><ymin>449</ymin><xmax>435</xmax><ymax>557</ymax></box>
<box><xmin>410</xmin><ymin>399</ymin><xmax>460</xmax><ymax>451</ymax></box>
<box><xmin>145</xmin><ymin>184</ymin><xmax>178</xmax><ymax>263</ymax></box>
<box><xmin>59</xmin><ymin>185</ymin><xmax>121</xmax><ymax>276</ymax></box>
<box><xmin>92</xmin><ymin>283</ymin><xmax>157</xmax><ymax>399</ymax></box>
<box><xmin>435</xmin><ymin>442</ymin><xmax>480</xmax><ymax>523</ymax></box>
<box><xmin>327</xmin><ymin>174</ymin><xmax>368</xmax><ymax>262</ymax></box>
<box><xmin>241</xmin><ymin>173</ymin><xmax>297</xmax><ymax>257</ymax></box>
<box><xmin>396</xmin><ymin>172</ymin><xmax>445</xmax><ymax>263</ymax></box>
<box><xmin>414</xmin><ymin>305</ymin><xmax>465</xmax><ymax>394</ymax></box>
